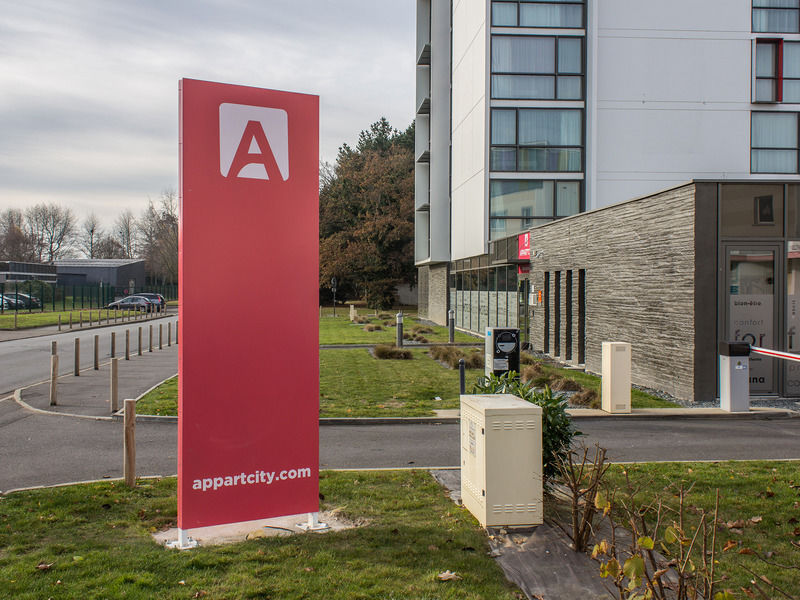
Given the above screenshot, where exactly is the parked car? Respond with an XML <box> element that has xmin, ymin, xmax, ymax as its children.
<box><xmin>107</xmin><ymin>295</ymin><xmax>154</xmax><ymax>312</ymax></box>
<box><xmin>135</xmin><ymin>292</ymin><xmax>166</xmax><ymax>312</ymax></box>
<box><xmin>2</xmin><ymin>292</ymin><xmax>41</xmax><ymax>309</ymax></box>
<box><xmin>1</xmin><ymin>294</ymin><xmax>26</xmax><ymax>309</ymax></box>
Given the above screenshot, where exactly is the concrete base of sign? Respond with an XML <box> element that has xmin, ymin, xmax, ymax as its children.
<box><xmin>296</xmin><ymin>512</ymin><xmax>329</xmax><ymax>531</ymax></box>
<box><xmin>154</xmin><ymin>511</ymin><xmax>351</xmax><ymax>548</ymax></box>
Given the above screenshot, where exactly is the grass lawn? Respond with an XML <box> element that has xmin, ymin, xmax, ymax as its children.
<box><xmin>319</xmin><ymin>315</ymin><xmax>478</xmax><ymax>345</ymax></box>
<box><xmin>0</xmin><ymin>308</ymin><xmax>147</xmax><ymax>330</ymax></box>
<box><xmin>137</xmin><ymin>349</ymin><xmax>486</xmax><ymax>417</ymax></box>
<box><xmin>602</xmin><ymin>460</ymin><xmax>800</xmax><ymax>597</ymax></box>
<box><xmin>136</xmin><ymin>348</ymin><xmax>675</xmax><ymax>417</ymax></box>
<box><xmin>0</xmin><ymin>471</ymin><xmax>520</xmax><ymax>600</ymax></box>
<box><xmin>319</xmin><ymin>348</ymin><xmax>484</xmax><ymax>417</ymax></box>
<box><xmin>528</xmin><ymin>360</ymin><xmax>679</xmax><ymax>408</ymax></box>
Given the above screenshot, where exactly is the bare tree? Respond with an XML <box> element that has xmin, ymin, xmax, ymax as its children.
<box><xmin>94</xmin><ymin>235</ymin><xmax>125</xmax><ymax>259</ymax></box>
<box><xmin>79</xmin><ymin>213</ymin><xmax>103</xmax><ymax>258</ymax></box>
<box><xmin>24</xmin><ymin>203</ymin><xmax>76</xmax><ymax>262</ymax></box>
<box><xmin>0</xmin><ymin>208</ymin><xmax>36</xmax><ymax>261</ymax></box>
<box><xmin>113</xmin><ymin>209</ymin><xmax>137</xmax><ymax>258</ymax></box>
<box><xmin>138</xmin><ymin>189</ymin><xmax>178</xmax><ymax>284</ymax></box>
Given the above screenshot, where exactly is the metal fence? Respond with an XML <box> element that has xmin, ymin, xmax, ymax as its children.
<box><xmin>0</xmin><ymin>281</ymin><xmax>178</xmax><ymax>314</ymax></box>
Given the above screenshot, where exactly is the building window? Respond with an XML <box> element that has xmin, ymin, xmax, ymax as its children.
<box><xmin>491</xmin><ymin>35</ymin><xmax>583</xmax><ymax>100</ymax></box>
<box><xmin>756</xmin><ymin>40</ymin><xmax>800</xmax><ymax>102</ymax></box>
<box><xmin>492</xmin><ymin>1</ymin><xmax>585</xmax><ymax>29</ymax></box>
<box><xmin>489</xmin><ymin>180</ymin><xmax>581</xmax><ymax>240</ymax></box>
<box><xmin>491</xmin><ymin>108</ymin><xmax>583</xmax><ymax>173</ymax></box>
<box><xmin>753</xmin><ymin>0</ymin><xmax>799</xmax><ymax>33</ymax></box>
<box><xmin>751</xmin><ymin>111</ymin><xmax>799</xmax><ymax>173</ymax></box>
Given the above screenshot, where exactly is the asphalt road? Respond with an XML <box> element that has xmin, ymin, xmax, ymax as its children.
<box><xmin>0</xmin><ymin>314</ymin><xmax>178</xmax><ymax>395</ymax></box>
<box><xmin>1</xmin><ymin>394</ymin><xmax>799</xmax><ymax>492</ymax></box>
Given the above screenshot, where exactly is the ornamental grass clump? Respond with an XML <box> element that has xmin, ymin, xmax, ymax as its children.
<box><xmin>364</xmin><ymin>324</ymin><xmax>383</xmax><ymax>332</ymax></box>
<box><xmin>373</xmin><ymin>344</ymin><xmax>412</xmax><ymax>360</ymax></box>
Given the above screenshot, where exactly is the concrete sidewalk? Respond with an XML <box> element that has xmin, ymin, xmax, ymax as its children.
<box><xmin>16</xmin><ymin>343</ymin><xmax>178</xmax><ymax>420</ymax></box>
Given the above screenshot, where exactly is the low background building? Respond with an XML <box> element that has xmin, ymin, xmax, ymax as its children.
<box><xmin>53</xmin><ymin>259</ymin><xmax>146</xmax><ymax>291</ymax></box>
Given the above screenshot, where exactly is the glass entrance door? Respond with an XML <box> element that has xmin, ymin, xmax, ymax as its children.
<box><xmin>724</xmin><ymin>246</ymin><xmax>780</xmax><ymax>395</ymax></box>
<box><xmin>517</xmin><ymin>277</ymin><xmax>530</xmax><ymax>348</ymax></box>
<box><xmin>786</xmin><ymin>242</ymin><xmax>800</xmax><ymax>395</ymax></box>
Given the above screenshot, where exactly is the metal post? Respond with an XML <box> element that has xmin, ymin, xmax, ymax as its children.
<box><xmin>175</xmin><ymin>321</ymin><xmax>179</xmax><ymax>344</ymax></box>
<box><xmin>111</xmin><ymin>331</ymin><xmax>116</xmax><ymax>358</ymax></box>
<box><xmin>149</xmin><ymin>324</ymin><xmax>153</xmax><ymax>352</ymax></box>
<box><xmin>74</xmin><ymin>338</ymin><xmax>80</xmax><ymax>376</ymax></box>
<box><xmin>396</xmin><ymin>311</ymin><xmax>404</xmax><ymax>348</ymax></box>
<box><xmin>159</xmin><ymin>324</ymin><xmax>163</xmax><ymax>350</ymax></box>
<box><xmin>110</xmin><ymin>358</ymin><xmax>119</xmax><ymax>413</ymax></box>
<box><xmin>459</xmin><ymin>358</ymin><xmax>466</xmax><ymax>395</ymax></box>
<box><xmin>94</xmin><ymin>335</ymin><xmax>99</xmax><ymax>370</ymax></box>
<box><xmin>69</xmin><ymin>312</ymin><xmax>72</xmax><ymax>329</ymax></box>
<box><xmin>448</xmin><ymin>309</ymin><xmax>455</xmax><ymax>344</ymax></box>
<box><xmin>138</xmin><ymin>327</ymin><xmax>142</xmax><ymax>356</ymax></box>
<box><xmin>124</xmin><ymin>398</ymin><xmax>136</xmax><ymax>487</ymax></box>
<box><xmin>125</xmin><ymin>329</ymin><xmax>130</xmax><ymax>360</ymax></box>
<box><xmin>50</xmin><ymin>355</ymin><xmax>58</xmax><ymax>406</ymax></box>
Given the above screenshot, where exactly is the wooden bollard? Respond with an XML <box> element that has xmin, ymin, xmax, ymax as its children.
<box><xmin>167</xmin><ymin>322</ymin><xmax>172</xmax><ymax>346</ymax></box>
<box><xmin>175</xmin><ymin>321</ymin><xmax>179</xmax><ymax>345</ymax></box>
<box><xmin>51</xmin><ymin>340</ymin><xmax>57</xmax><ymax>356</ymax></box>
<box><xmin>49</xmin><ymin>355</ymin><xmax>58</xmax><ymax>406</ymax></box>
<box><xmin>111</xmin><ymin>331</ymin><xmax>116</xmax><ymax>358</ymax></box>
<box><xmin>138</xmin><ymin>327</ymin><xmax>142</xmax><ymax>356</ymax></box>
<box><xmin>74</xmin><ymin>338</ymin><xmax>80</xmax><ymax>376</ymax></box>
<box><xmin>79</xmin><ymin>312</ymin><xmax>83</xmax><ymax>328</ymax></box>
<box><xmin>89</xmin><ymin>311</ymin><xmax>92</xmax><ymax>326</ymax></box>
<box><xmin>125</xmin><ymin>329</ymin><xmax>130</xmax><ymax>360</ymax></box>
<box><xmin>159</xmin><ymin>324</ymin><xmax>163</xmax><ymax>350</ymax></box>
<box><xmin>110</xmin><ymin>358</ymin><xmax>119</xmax><ymax>413</ymax></box>
<box><xmin>106</xmin><ymin>309</ymin><xmax>109</xmax><ymax>324</ymax></box>
<box><xmin>69</xmin><ymin>312</ymin><xmax>73</xmax><ymax>329</ymax></box>
<box><xmin>148</xmin><ymin>325</ymin><xmax>153</xmax><ymax>352</ymax></box>
<box><xmin>94</xmin><ymin>335</ymin><xmax>99</xmax><ymax>370</ymax></box>
<box><xmin>114</xmin><ymin>310</ymin><xmax>118</xmax><ymax>323</ymax></box>
<box><xmin>124</xmin><ymin>398</ymin><xmax>136</xmax><ymax>487</ymax></box>
<box><xmin>58</xmin><ymin>314</ymin><xmax>62</xmax><ymax>331</ymax></box>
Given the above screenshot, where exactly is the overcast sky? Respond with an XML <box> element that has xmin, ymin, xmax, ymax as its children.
<box><xmin>0</xmin><ymin>0</ymin><xmax>415</xmax><ymax>226</ymax></box>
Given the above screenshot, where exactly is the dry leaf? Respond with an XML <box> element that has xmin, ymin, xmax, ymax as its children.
<box><xmin>726</xmin><ymin>520</ymin><xmax>746</xmax><ymax>529</ymax></box>
<box><xmin>36</xmin><ymin>562</ymin><xmax>54</xmax><ymax>571</ymax></box>
<box><xmin>437</xmin><ymin>570</ymin><xmax>462</xmax><ymax>581</ymax></box>
<box><xmin>428</xmin><ymin>545</ymin><xmax>439</xmax><ymax>551</ymax></box>
<box><xmin>193</xmin><ymin>592</ymin><xmax>207</xmax><ymax>599</ymax></box>
<box><xmin>750</xmin><ymin>516</ymin><xmax>763</xmax><ymax>524</ymax></box>
<box><xmin>723</xmin><ymin>540</ymin><xmax>737</xmax><ymax>552</ymax></box>
<box><xmin>178</xmin><ymin>580</ymin><xmax>186</xmax><ymax>585</ymax></box>
<box><xmin>304</xmin><ymin>567</ymin><xmax>314</xmax><ymax>572</ymax></box>
<box><xmin>738</xmin><ymin>548</ymin><xmax>755</xmax><ymax>555</ymax></box>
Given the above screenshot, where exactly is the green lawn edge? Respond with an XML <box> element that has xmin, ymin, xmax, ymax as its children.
<box><xmin>0</xmin><ymin>471</ymin><xmax>520</xmax><ymax>600</ymax></box>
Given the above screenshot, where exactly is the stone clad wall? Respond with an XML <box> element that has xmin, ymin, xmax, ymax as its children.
<box><xmin>427</xmin><ymin>264</ymin><xmax>449</xmax><ymax>325</ymax></box>
<box><xmin>530</xmin><ymin>184</ymin><xmax>699</xmax><ymax>401</ymax></box>
<box><xmin>417</xmin><ymin>266</ymin><xmax>430</xmax><ymax>319</ymax></box>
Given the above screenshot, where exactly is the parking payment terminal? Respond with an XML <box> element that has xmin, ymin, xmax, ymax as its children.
<box><xmin>485</xmin><ymin>327</ymin><xmax>521</xmax><ymax>378</ymax></box>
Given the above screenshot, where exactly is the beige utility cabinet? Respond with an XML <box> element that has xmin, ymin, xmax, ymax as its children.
<box><xmin>460</xmin><ymin>394</ymin><xmax>543</xmax><ymax>528</ymax></box>
<box><xmin>602</xmin><ymin>342</ymin><xmax>632</xmax><ymax>413</ymax></box>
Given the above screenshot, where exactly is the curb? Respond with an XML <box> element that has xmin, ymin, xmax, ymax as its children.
<box><xmin>0</xmin><ymin>313</ymin><xmax>176</xmax><ymax>342</ymax></box>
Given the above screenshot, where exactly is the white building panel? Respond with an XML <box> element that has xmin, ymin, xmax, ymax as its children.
<box><xmin>597</xmin><ymin>0</ymin><xmax>749</xmax><ymax>33</ymax></box>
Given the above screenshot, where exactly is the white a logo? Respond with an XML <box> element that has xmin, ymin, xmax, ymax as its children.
<box><xmin>219</xmin><ymin>103</ymin><xmax>289</xmax><ymax>181</ymax></box>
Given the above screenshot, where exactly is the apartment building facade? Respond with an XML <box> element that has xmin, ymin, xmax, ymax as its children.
<box><xmin>415</xmin><ymin>0</ymin><xmax>800</xmax><ymax>400</ymax></box>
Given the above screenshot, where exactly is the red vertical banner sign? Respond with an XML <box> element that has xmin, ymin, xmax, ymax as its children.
<box><xmin>179</xmin><ymin>79</ymin><xmax>319</xmax><ymax>530</ymax></box>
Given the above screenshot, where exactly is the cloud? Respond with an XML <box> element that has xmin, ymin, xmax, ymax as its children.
<box><xmin>0</xmin><ymin>0</ymin><xmax>415</xmax><ymax>226</ymax></box>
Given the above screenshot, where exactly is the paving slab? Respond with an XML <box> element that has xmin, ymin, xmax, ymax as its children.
<box><xmin>17</xmin><ymin>344</ymin><xmax>178</xmax><ymax>419</ymax></box>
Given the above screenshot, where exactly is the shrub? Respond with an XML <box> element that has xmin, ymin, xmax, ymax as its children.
<box><xmin>354</xmin><ymin>316</ymin><xmax>370</xmax><ymax>324</ymax></box>
<box><xmin>520</xmin><ymin>351</ymin><xmax>537</xmax><ymax>365</ymax></box>
<box><xmin>373</xmin><ymin>345</ymin><xmax>412</xmax><ymax>360</ymax></box>
<box><xmin>378</xmin><ymin>313</ymin><xmax>392</xmax><ymax>320</ymax></box>
<box><xmin>472</xmin><ymin>372</ymin><xmax>580</xmax><ymax>481</ymax></box>
<box><xmin>463</xmin><ymin>350</ymin><xmax>484</xmax><ymax>370</ymax></box>
<box><xmin>364</xmin><ymin>324</ymin><xmax>383</xmax><ymax>332</ymax></box>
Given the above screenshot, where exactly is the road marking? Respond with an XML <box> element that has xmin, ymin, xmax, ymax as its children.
<box><xmin>0</xmin><ymin>394</ymin><xmax>13</xmax><ymax>404</ymax></box>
